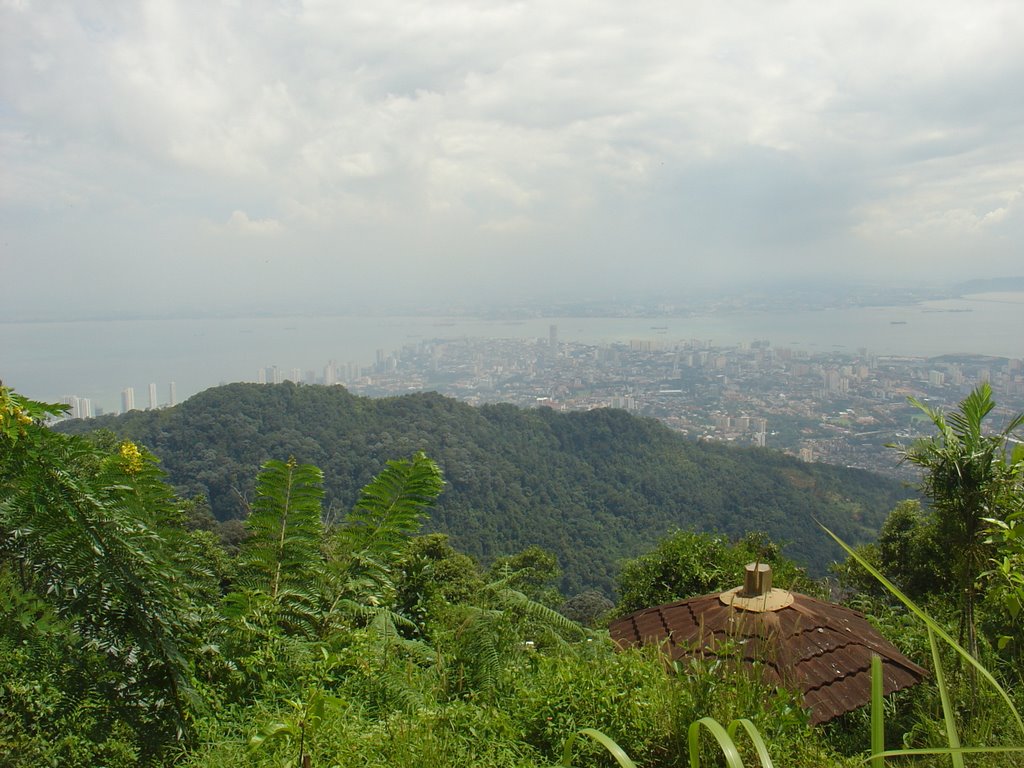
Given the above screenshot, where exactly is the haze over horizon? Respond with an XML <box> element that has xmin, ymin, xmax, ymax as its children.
<box><xmin>3</xmin><ymin>1</ymin><xmax>1024</xmax><ymax>319</ymax></box>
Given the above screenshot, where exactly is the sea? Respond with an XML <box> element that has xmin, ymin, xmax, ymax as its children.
<box><xmin>3</xmin><ymin>292</ymin><xmax>1022</xmax><ymax>415</ymax></box>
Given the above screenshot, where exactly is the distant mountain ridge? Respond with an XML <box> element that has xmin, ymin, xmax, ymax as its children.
<box><xmin>59</xmin><ymin>383</ymin><xmax>911</xmax><ymax>594</ymax></box>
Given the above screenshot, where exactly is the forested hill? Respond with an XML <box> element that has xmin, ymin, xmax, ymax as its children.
<box><xmin>59</xmin><ymin>382</ymin><xmax>911</xmax><ymax>594</ymax></box>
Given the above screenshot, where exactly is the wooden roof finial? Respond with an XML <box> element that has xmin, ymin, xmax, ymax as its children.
<box><xmin>742</xmin><ymin>562</ymin><xmax>772</xmax><ymax>597</ymax></box>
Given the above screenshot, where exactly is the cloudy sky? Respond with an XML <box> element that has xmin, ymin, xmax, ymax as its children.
<box><xmin>3</xmin><ymin>0</ymin><xmax>1023</xmax><ymax>318</ymax></box>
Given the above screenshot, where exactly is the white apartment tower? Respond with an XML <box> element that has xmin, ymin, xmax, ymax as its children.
<box><xmin>61</xmin><ymin>396</ymin><xmax>93</xmax><ymax>419</ymax></box>
<box><xmin>169</xmin><ymin>381</ymin><xmax>177</xmax><ymax>406</ymax></box>
<box><xmin>121</xmin><ymin>387</ymin><xmax>136</xmax><ymax>413</ymax></box>
<box><xmin>148</xmin><ymin>382</ymin><xmax>158</xmax><ymax>410</ymax></box>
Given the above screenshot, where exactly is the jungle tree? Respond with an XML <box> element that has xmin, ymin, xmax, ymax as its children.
<box><xmin>893</xmin><ymin>382</ymin><xmax>1024</xmax><ymax>661</ymax></box>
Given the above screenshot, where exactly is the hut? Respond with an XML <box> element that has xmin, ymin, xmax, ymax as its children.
<box><xmin>608</xmin><ymin>563</ymin><xmax>928</xmax><ymax>724</ymax></box>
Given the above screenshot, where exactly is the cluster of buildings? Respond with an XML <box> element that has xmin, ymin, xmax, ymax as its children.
<box><xmin>62</xmin><ymin>381</ymin><xmax>177</xmax><ymax>418</ymax></box>
<box><xmin>60</xmin><ymin>326</ymin><xmax>1022</xmax><ymax>480</ymax></box>
<box><xmin>283</xmin><ymin>330</ymin><xmax>1022</xmax><ymax>479</ymax></box>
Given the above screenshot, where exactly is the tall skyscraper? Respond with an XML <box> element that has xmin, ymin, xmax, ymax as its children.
<box><xmin>169</xmin><ymin>381</ymin><xmax>177</xmax><ymax>406</ymax></box>
<box><xmin>121</xmin><ymin>387</ymin><xmax>136</xmax><ymax>413</ymax></box>
<box><xmin>61</xmin><ymin>396</ymin><xmax>92</xmax><ymax>419</ymax></box>
<box><xmin>549</xmin><ymin>324</ymin><xmax>558</xmax><ymax>349</ymax></box>
<box><xmin>148</xmin><ymin>382</ymin><xmax>158</xmax><ymax>410</ymax></box>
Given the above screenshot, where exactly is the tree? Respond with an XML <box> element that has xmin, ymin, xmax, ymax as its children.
<box><xmin>433</xmin><ymin>570</ymin><xmax>584</xmax><ymax>699</ymax></box>
<box><xmin>392</xmin><ymin>533</ymin><xmax>484</xmax><ymax>632</ymax></box>
<box><xmin>981</xmin><ymin>444</ymin><xmax>1024</xmax><ymax>657</ymax></box>
<box><xmin>893</xmin><ymin>382</ymin><xmax>1024</xmax><ymax>660</ymax></box>
<box><xmin>876</xmin><ymin>499</ymin><xmax>953</xmax><ymax>598</ymax></box>
<box><xmin>614</xmin><ymin>529</ymin><xmax>809</xmax><ymax>616</ymax></box>
<box><xmin>487</xmin><ymin>545</ymin><xmax>563</xmax><ymax>607</ymax></box>
<box><xmin>0</xmin><ymin>387</ymin><xmax>195</xmax><ymax>754</ymax></box>
<box><xmin>558</xmin><ymin>589</ymin><xmax>614</xmax><ymax>627</ymax></box>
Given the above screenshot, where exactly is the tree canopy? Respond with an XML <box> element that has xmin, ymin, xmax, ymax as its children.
<box><xmin>6</xmin><ymin>384</ymin><xmax>1024</xmax><ymax>767</ymax></box>
<box><xmin>59</xmin><ymin>382</ymin><xmax>909</xmax><ymax>594</ymax></box>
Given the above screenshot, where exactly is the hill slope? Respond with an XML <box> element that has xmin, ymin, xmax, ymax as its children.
<box><xmin>61</xmin><ymin>383</ymin><xmax>912</xmax><ymax>593</ymax></box>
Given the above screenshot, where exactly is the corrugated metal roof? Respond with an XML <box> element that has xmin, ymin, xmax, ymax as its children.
<box><xmin>608</xmin><ymin>590</ymin><xmax>927</xmax><ymax>724</ymax></box>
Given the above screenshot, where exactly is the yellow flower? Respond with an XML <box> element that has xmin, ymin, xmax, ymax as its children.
<box><xmin>119</xmin><ymin>441</ymin><xmax>144</xmax><ymax>474</ymax></box>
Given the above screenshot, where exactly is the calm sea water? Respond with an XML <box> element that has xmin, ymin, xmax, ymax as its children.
<box><xmin>2</xmin><ymin>292</ymin><xmax>1022</xmax><ymax>414</ymax></box>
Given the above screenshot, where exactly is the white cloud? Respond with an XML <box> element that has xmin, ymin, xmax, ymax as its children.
<box><xmin>226</xmin><ymin>209</ymin><xmax>282</xmax><ymax>235</ymax></box>
<box><xmin>3</xmin><ymin>0</ymin><xmax>1024</xmax><ymax>315</ymax></box>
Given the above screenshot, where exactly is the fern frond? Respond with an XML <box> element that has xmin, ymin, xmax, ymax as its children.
<box><xmin>342</xmin><ymin>451</ymin><xmax>444</xmax><ymax>560</ymax></box>
<box><xmin>234</xmin><ymin>458</ymin><xmax>324</xmax><ymax>608</ymax></box>
<box><xmin>485</xmin><ymin>582</ymin><xmax>586</xmax><ymax>641</ymax></box>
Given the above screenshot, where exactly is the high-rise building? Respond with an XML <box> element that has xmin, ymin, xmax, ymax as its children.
<box><xmin>121</xmin><ymin>387</ymin><xmax>136</xmax><ymax>413</ymax></box>
<box><xmin>257</xmin><ymin>368</ymin><xmax>267</xmax><ymax>384</ymax></box>
<box><xmin>169</xmin><ymin>381</ymin><xmax>177</xmax><ymax>406</ymax></box>
<box><xmin>755</xmin><ymin>418</ymin><xmax>768</xmax><ymax>448</ymax></box>
<box><xmin>148</xmin><ymin>382</ymin><xmax>158</xmax><ymax>410</ymax></box>
<box><xmin>61</xmin><ymin>395</ymin><xmax>93</xmax><ymax>419</ymax></box>
<box><xmin>549</xmin><ymin>324</ymin><xmax>558</xmax><ymax>349</ymax></box>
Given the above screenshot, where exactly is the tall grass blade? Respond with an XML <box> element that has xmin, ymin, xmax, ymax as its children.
<box><xmin>929</xmin><ymin>627</ymin><xmax>965</xmax><ymax>768</ymax></box>
<box><xmin>870</xmin><ymin>654</ymin><xmax>884</xmax><ymax>768</ymax></box>
<box><xmin>688</xmin><ymin>717</ymin><xmax>745</xmax><ymax>768</ymax></box>
<box><xmin>560</xmin><ymin>727</ymin><xmax>638</xmax><ymax>768</ymax></box>
<box><xmin>819</xmin><ymin>522</ymin><xmax>1024</xmax><ymax>735</ymax></box>
<box><xmin>727</xmin><ymin>718</ymin><xmax>775</xmax><ymax>767</ymax></box>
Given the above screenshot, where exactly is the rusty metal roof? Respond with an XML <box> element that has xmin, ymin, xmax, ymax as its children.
<box><xmin>608</xmin><ymin>589</ymin><xmax>928</xmax><ymax>724</ymax></box>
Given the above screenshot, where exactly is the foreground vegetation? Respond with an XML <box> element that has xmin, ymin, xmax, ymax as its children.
<box><xmin>3</xmin><ymin>384</ymin><xmax>1022</xmax><ymax>766</ymax></box>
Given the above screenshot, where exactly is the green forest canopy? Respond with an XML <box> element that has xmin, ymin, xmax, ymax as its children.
<box><xmin>60</xmin><ymin>382</ymin><xmax>911</xmax><ymax>594</ymax></box>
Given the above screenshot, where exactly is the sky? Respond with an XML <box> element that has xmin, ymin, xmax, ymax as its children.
<box><xmin>2</xmin><ymin>0</ymin><xmax>1023</xmax><ymax>319</ymax></box>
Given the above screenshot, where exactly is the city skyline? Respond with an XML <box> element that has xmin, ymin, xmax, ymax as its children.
<box><xmin>16</xmin><ymin>285</ymin><xmax>1023</xmax><ymax>417</ymax></box>
<box><xmin>56</xmin><ymin>328</ymin><xmax>1023</xmax><ymax>481</ymax></box>
<box><xmin>59</xmin><ymin>381</ymin><xmax>180</xmax><ymax>416</ymax></box>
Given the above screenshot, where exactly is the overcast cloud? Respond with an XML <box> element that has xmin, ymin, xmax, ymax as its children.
<box><xmin>2</xmin><ymin>0</ymin><xmax>1023</xmax><ymax>317</ymax></box>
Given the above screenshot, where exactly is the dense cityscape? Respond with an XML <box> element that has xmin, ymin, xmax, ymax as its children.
<box><xmin>70</xmin><ymin>326</ymin><xmax>1011</xmax><ymax>482</ymax></box>
<box><xmin>54</xmin><ymin>287</ymin><xmax>1023</xmax><ymax>482</ymax></box>
<box><xmin>342</xmin><ymin>330</ymin><xmax>1023</xmax><ymax>479</ymax></box>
